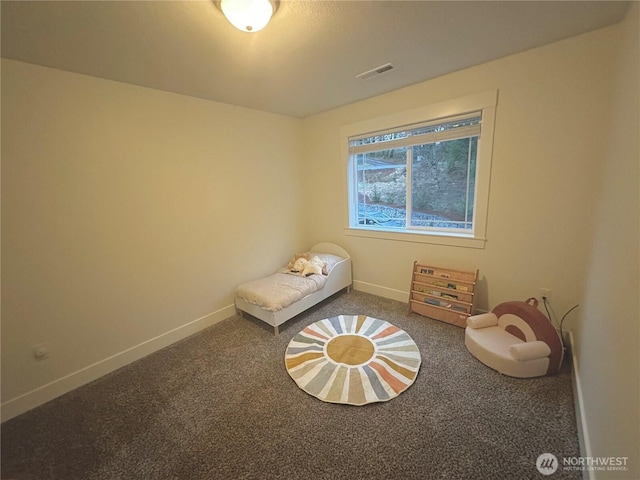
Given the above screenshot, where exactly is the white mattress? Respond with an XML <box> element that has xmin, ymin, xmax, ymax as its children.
<box><xmin>235</xmin><ymin>253</ymin><xmax>343</xmax><ymax>312</ymax></box>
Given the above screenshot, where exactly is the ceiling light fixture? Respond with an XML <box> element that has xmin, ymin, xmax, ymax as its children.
<box><xmin>220</xmin><ymin>0</ymin><xmax>277</xmax><ymax>33</ymax></box>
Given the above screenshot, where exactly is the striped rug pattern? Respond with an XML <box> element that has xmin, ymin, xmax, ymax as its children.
<box><xmin>285</xmin><ymin>315</ymin><xmax>421</xmax><ymax>405</ymax></box>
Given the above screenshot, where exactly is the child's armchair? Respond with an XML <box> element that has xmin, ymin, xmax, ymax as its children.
<box><xmin>465</xmin><ymin>298</ymin><xmax>563</xmax><ymax>378</ymax></box>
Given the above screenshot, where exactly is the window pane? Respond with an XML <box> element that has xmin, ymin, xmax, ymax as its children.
<box><xmin>349</xmin><ymin>114</ymin><xmax>481</xmax><ymax>154</ymax></box>
<box><xmin>410</xmin><ymin>116</ymin><xmax>480</xmax><ymax>139</ymax></box>
<box><xmin>350</xmin><ymin>131</ymin><xmax>408</xmax><ymax>148</ymax></box>
<box><xmin>410</xmin><ymin>137</ymin><xmax>477</xmax><ymax>230</ymax></box>
<box><xmin>355</xmin><ymin>148</ymin><xmax>407</xmax><ymax>228</ymax></box>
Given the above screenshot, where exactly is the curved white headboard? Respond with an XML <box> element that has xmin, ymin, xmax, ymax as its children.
<box><xmin>311</xmin><ymin>242</ymin><xmax>350</xmax><ymax>259</ymax></box>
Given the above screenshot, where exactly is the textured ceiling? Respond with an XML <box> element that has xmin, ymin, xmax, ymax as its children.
<box><xmin>1</xmin><ymin>1</ymin><xmax>631</xmax><ymax>118</ymax></box>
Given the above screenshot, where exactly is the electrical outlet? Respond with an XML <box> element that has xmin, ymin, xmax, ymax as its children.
<box><xmin>32</xmin><ymin>343</ymin><xmax>50</xmax><ymax>361</ymax></box>
<box><xmin>539</xmin><ymin>288</ymin><xmax>552</xmax><ymax>301</ymax></box>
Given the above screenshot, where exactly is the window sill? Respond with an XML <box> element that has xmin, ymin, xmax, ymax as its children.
<box><xmin>344</xmin><ymin>227</ymin><xmax>486</xmax><ymax>249</ymax></box>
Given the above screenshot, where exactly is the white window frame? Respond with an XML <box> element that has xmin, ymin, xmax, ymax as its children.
<box><xmin>341</xmin><ymin>90</ymin><xmax>497</xmax><ymax>249</ymax></box>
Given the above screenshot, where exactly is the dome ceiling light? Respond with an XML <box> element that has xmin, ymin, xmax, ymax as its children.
<box><xmin>219</xmin><ymin>0</ymin><xmax>278</xmax><ymax>33</ymax></box>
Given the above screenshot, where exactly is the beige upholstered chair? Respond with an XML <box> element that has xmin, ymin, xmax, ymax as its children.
<box><xmin>465</xmin><ymin>298</ymin><xmax>563</xmax><ymax>378</ymax></box>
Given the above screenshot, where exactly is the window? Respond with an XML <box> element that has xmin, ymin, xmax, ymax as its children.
<box><xmin>343</xmin><ymin>91</ymin><xmax>497</xmax><ymax>248</ymax></box>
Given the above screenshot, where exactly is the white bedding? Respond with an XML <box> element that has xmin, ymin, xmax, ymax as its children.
<box><xmin>236</xmin><ymin>253</ymin><xmax>343</xmax><ymax>312</ymax></box>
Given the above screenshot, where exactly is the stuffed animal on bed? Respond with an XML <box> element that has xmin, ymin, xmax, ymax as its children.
<box><xmin>287</xmin><ymin>252</ymin><xmax>311</xmax><ymax>270</ymax></box>
<box><xmin>291</xmin><ymin>255</ymin><xmax>328</xmax><ymax>276</ymax></box>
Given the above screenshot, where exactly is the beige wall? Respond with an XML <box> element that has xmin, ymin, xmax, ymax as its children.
<box><xmin>577</xmin><ymin>3</ymin><xmax>639</xmax><ymax>478</ymax></box>
<box><xmin>1</xmin><ymin>59</ymin><xmax>304</xmax><ymax>407</ymax></box>
<box><xmin>301</xmin><ymin>23</ymin><xmax>617</xmax><ymax>318</ymax></box>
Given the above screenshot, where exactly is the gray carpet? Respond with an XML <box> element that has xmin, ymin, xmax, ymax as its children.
<box><xmin>1</xmin><ymin>290</ymin><xmax>580</xmax><ymax>479</ymax></box>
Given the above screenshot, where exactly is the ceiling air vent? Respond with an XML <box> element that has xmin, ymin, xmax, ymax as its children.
<box><xmin>356</xmin><ymin>63</ymin><xmax>395</xmax><ymax>80</ymax></box>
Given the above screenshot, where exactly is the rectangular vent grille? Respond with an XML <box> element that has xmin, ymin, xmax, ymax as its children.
<box><xmin>356</xmin><ymin>63</ymin><xmax>395</xmax><ymax>80</ymax></box>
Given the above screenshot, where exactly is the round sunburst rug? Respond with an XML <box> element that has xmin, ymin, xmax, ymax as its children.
<box><xmin>284</xmin><ymin>315</ymin><xmax>421</xmax><ymax>406</ymax></box>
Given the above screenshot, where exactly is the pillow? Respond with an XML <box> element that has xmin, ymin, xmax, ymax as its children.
<box><xmin>466</xmin><ymin>313</ymin><xmax>498</xmax><ymax>329</ymax></box>
<box><xmin>509</xmin><ymin>341</ymin><xmax>551</xmax><ymax>361</ymax></box>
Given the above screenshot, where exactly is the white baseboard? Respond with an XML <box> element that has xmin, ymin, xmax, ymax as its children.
<box><xmin>567</xmin><ymin>330</ymin><xmax>593</xmax><ymax>480</ymax></box>
<box><xmin>352</xmin><ymin>280</ymin><xmax>409</xmax><ymax>303</ymax></box>
<box><xmin>1</xmin><ymin>304</ymin><xmax>236</xmax><ymax>423</ymax></box>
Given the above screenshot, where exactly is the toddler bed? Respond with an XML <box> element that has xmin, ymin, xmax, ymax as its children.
<box><xmin>235</xmin><ymin>242</ymin><xmax>352</xmax><ymax>335</ymax></box>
